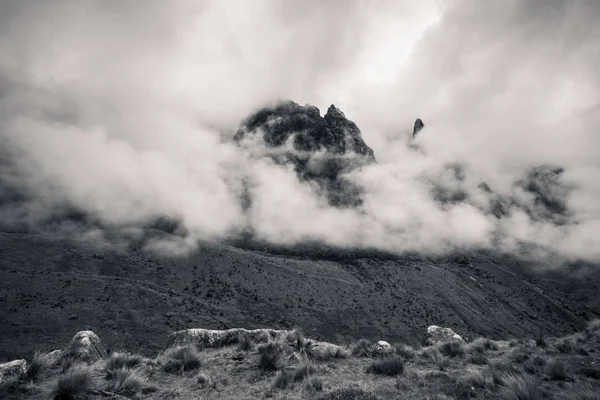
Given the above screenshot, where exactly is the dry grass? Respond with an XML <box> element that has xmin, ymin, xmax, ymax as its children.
<box><xmin>48</xmin><ymin>365</ymin><xmax>96</xmax><ymax>400</ymax></box>
<box><xmin>26</xmin><ymin>351</ymin><xmax>52</xmax><ymax>382</ymax></box>
<box><xmin>499</xmin><ymin>373</ymin><xmax>543</xmax><ymax>400</ymax></box>
<box><xmin>366</xmin><ymin>356</ymin><xmax>405</xmax><ymax>376</ymax></box>
<box><xmin>158</xmin><ymin>345</ymin><xmax>202</xmax><ymax>373</ymax></box>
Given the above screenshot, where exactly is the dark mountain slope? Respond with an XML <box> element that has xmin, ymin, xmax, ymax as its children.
<box><xmin>1</xmin><ymin>232</ymin><xmax>597</xmax><ymax>362</ymax></box>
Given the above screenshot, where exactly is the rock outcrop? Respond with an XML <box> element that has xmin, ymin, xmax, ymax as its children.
<box><xmin>0</xmin><ymin>359</ymin><xmax>26</xmax><ymax>383</ymax></box>
<box><xmin>170</xmin><ymin>328</ymin><xmax>288</xmax><ymax>348</ymax></box>
<box><xmin>62</xmin><ymin>330</ymin><xmax>107</xmax><ymax>363</ymax></box>
<box><xmin>426</xmin><ymin>325</ymin><xmax>464</xmax><ymax>345</ymax></box>
<box><xmin>235</xmin><ymin>101</ymin><xmax>375</xmax><ymax>207</ymax></box>
<box><xmin>413</xmin><ymin>118</ymin><xmax>425</xmax><ymax>137</ymax></box>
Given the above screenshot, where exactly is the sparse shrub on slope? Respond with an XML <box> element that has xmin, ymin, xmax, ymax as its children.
<box><xmin>367</xmin><ymin>356</ymin><xmax>405</xmax><ymax>376</ymax></box>
<box><xmin>26</xmin><ymin>351</ymin><xmax>52</xmax><ymax>382</ymax></box>
<box><xmin>49</xmin><ymin>365</ymin><xmax>96</xmax><ymax>400</ymax></box>
<box><xmin>158</xmin><ymin>345</ymin><xmax>202</xmax><ymax>373</ymax></box>
<box><xmin>499</xmin><ymin>373</ymin><xmax>543</xmax><ymax>400</ymax></box>
<box><xmin>317</xmin><ymin>387</ymin><xmax>379</xmax><ymax>400</ymax></box>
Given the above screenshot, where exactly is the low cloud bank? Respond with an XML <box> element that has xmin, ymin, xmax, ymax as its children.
<box><xmin>0</xmin><ymin>1</ymin><xmax>599</xmax><ymax>260</ymax></box>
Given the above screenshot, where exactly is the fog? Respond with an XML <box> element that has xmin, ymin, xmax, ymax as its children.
<box><xmin>1</xmin><ymin>0</ymin><xmax>599</xmax><ymax>260</ymax></box>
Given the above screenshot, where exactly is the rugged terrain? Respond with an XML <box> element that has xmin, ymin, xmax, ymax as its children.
<box><xmin>1</xmin><ymin>231</ymin><xmax>598</xmax><ymax>363</ymax></box>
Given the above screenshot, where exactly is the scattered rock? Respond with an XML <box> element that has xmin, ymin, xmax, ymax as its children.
<box><xmin>375</xmin><ymin>341</ymin><xmax>391</xmax><ymax>351</ymax></box>
<box><xmin>169</xmin><ymin>328</ymin><xmax>288</xmax><ymax>348</ymax></box>
<box><xmin>306</xmin><ymin>340</ymin><xmax>345</xmax><ymax>359</ymax></box>
<box><xmin>46</xmin><ymin>350</ymin><xmax>63</xmax><ymax>366</ymax></box>
<box><xmin>426</xmin><ymin>325</ymin><xmax>464</xmax><ymax>345</ymax></box>
<box><xmin>62</xmin><ymin>330</ymin><xmax>107</xmax><ymax>363</ymax></box>
<box><xmin>0</xmin><ymin>359</ymin><xmax>26</xmax><ymax>383</ymax></box>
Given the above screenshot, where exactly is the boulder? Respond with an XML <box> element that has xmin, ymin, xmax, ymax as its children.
<box><xmin>0</xmin><ymin>359</ymin><xmax>26</xmax><ymax>383</ymax></box>
<box><xmin>306</xmin><ymin>340</ymin><xmax>346</xmax><ymax>360</ymax></box>
<box><xmin>374</xmin><ymin>340</ymin><xmax>391</xmax><ymax>351</ymax></box>
<box><xmin>46</xmin><ymin>350</ymin><xmax>63</xmax><ymax>366</ymax></box>
<box><xmin>426</xmin><ymin>325</ymin><xmax>464</xmax><ymax>345</ymax></box>
<box><xmin>169</xmin><ymin>328</ymin><xmax>288</xmax><ymax>348</ymax></box>
<box><xmin>62</xmin><ymin>331</ymin><xmax>107</xmax><ymax>363</ymax></box>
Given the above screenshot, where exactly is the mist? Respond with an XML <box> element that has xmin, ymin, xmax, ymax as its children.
<box><xmin>1</xmin><ymin>0</ymin><xmax>599</xmax><ymax>260</ymax></box>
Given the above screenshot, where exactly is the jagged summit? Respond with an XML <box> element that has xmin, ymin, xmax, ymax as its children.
<box><xmin>235</xmin><ymin>100</ymin><xmax>375</xmax><ymax>206</ymax></box>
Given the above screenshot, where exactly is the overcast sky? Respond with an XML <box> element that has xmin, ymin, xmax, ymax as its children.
<box><xmin>1</xmin><ymin>0</ymin><xmax>599</xmax><ymax>260</ymax></box>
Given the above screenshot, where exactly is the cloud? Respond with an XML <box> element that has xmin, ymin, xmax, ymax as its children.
<box><xmin>0</xmin><ymin>0</ymin><xmax>599</xmax><ymax>261</ymax></box>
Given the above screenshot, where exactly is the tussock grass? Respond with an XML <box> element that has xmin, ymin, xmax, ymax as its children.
<box><xmin>26</xmin><ymin>351</ymin><xmax>52</xmax><ymax>382</ymax></box>
<box><xmin>553</xmin><ymin>338</ymin><xmax>573</xmax><ymax>353</ymax></box>
<box><xmin>438</xmin><ymin>340</ymin><xmax>466</xmax><ymax>358</ymax></box>
<box><xmin>546</xmin><ymin>359</ymin><xmax>568</xmax><ymax>381</ymax></box>
<box><xmin>351</xmin><ymin>339</ymin><xmax>374</xmax><ymax>358</ymax></box>
<box><xmin>158</xmin><ymin>345</ymin><xmax>202</xmax><ymax>373</ymax></box>
<box><xmin>238</xmin><ymin>333</ymin><xmax>255</xmax><ymax>351</ymax></box>
<box><xmin>394</xmin><ymin>343</ymin><xmax>417</xmax><ymax>360</ymax></box>
<box><xmin>258</xmin><ymin>341</ymin><xmax>285</xmax><ymax>371</ymax></box>
<box><xmin>272</xmin><ymin>363</ymin><xmax>317</xmax><ymax>389</ymax></box>
<box><xmin>367</xmin><ymin>356</ymin><xmax>405</xmax><ymax>376</ymax></box>
<box><xmin>104</xmin><ymin>352</ymin><xmax>145</xmax><ymax>378</ymax></box>
<box><xmin>468</xmin><ymin>337</ymin><xmax>499</xmax><ymax>353</ymax></box>
<box><xmin>317</xmin><ymin>387</ymin><xmax>380</xmax><ymax>400</ymax></box>
<box><xmin>48</xmin><ymin>365</ymin><xmax>96</xmax><ymax>400</ymax></box>
<box><xmin>305</xmin><ymin>376</ymin><xmax>323</xmax><ymax>393</ymax></box>
<box><xmin>105</xmin><ymin>367</ymin><xmax>151</xmax><ymax>397</ymax></box>
<box><xmin>499</xmin><ymin>373</ymin><xmax>543</xmax><ymax>400</ymax></box>
<box><xmin>467</xmin><ymin>353</ymin><xmax>488</xmax><ymax>365</ymax></box>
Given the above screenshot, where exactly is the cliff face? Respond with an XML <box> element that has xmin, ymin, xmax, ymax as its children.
<box><xmin>235</xmin><ymin>101</ymin><xmax>375</xmax><ymax>207</ymax></box>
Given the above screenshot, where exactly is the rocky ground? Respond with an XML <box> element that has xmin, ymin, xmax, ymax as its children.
<box><xmin>1</xmin><ymin>321</ymin><xmax>599</xmax><ymax>400</ymax></box>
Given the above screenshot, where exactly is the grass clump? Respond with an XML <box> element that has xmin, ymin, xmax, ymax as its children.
<box><xmin>351</xmin><ymin>339</ymin><xmax>374</xmax><ymax>358</ymax></box>
<box><xmin>105</xmin><ymin>368</ymin><xmax>152</xmax><ymax>397</ymax></box>
<box><xmin>546</xmin><ymin>359</ymin><xmax>568</xmax><ymax>381</ymax></box>
<box><xmin>258</xmin><ymin>342</ymin><xmax>285</xmax><ymax>372</ymax></box>
<box><xmin>273</xmin><ymin>363</ymin><xmax>317</xmax><ymax>389</ymax></box>
<box><xmin>580</xmin><ymin>367</ymin><xmax>600</xmax><ymax>380</ymax></box>
<box><xmin>317</xmin><ymin>387</ymin><xmax>379</xmax><ymax>400</ymax></box>
<box><xmin>553</xmin><ymin>338</ymin><xmax>573</xmax><ymax>353</ymax></box>
<box><xmin>305</xmin><ymin>376</ymin><xmax>323</xmax><ymax>393</ymax></box>
<box><xmin>238</xmin><ymin>333</ymin><xmax>255</xmax><ymax>351</ymax></box>
<box><xmin>439</xmin><ymin>340</ymin><xmax>466</xmax><ymax>358</ymax></box>
<box><xmin>26</xmin><ymin>351</ymin><xmax>52</xmax><ymax>382</ymax></box>
<box><xmin>394</xmin><ymin>343</ymin><xmax>417</xmax><ymax>360</ymax></box>
<box><xmin>367</xmin><ymin>356</ymin><xmax>405</xmax><ymax>376</ymax></box>
<box><xmin>467</xmin><ymin>353</ymin><xmax>488</xmax><ymax>365</ymax></box>
<box><xmin>499</xmin><ymin>373</ymin><xmax>543</xmax><ymax>400</ymax></box>
<box><xmin>469</xmin><ymin>337</ymin><xmax>499</xmax><ymax>353</ymax></box>
<box><xmin>158</xmin><ymin>345</ymin><xmax>202</xmax><ymax>373</ymax></box>
<box><xmin>49</xmin><ymin>365</ymin><xmax>96</xmax><ymax>400</ymax></box>
<box><xmin>104</xmin><ymin>352</ymin><xmax>144</xmax><ymax>378</ymax></box>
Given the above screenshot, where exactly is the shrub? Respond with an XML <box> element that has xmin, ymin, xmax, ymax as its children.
<box><xmin>367</xmin><ymin>356</ymin><xmax>405</xmax><ymax>376</ymax></box>
<box><xmin>546</xmin><ymin>359</ymin><xmax>568</xmax><ymax>381</ymax></box>
<box><xmin>499</xmin><ymin>373</ymin><xmax>543</xmax><ymax>400</ymax></box>
<box><xmin>158</xmin><ymin>346</ymin><xmax>202</xmax><ymax>373</ymax></box>
<box><xmin>104</xmin><ymin>352</ymin><xmax>144</xmax><ymax>378</ymax></box>
<box><xmin>317</xmin><ymin>387</ymin><xmax>379</xmax><ymax>400</ymax></box>
<box><xmin>105</xmin><ymin>368</ymin><xmax>149</xmax><ymax>397</ymax></box>
<box><xmin>238</xmin><ymin>333</ymin><xmax>255</xmax><ymax>352</ymax></box>
<box><xmin>27</xmin><ymin>351</ymin><xmax>52</xmax><ymax>382</ymax></box>
<box><xmin>49</xmin><ymin>365</ymin><xmax>96</xmax><ymax>400</ymax></box>
<box><xmin>352</xmin><ymin>339</ymin><xmax>374</xmax><ymax>358</ymax></box>
<box><xmin>394</xmin><ymin>343</ymin><xmax>417</xmax><ymax>360</ymax></box>
<box><xmin>258</xmin><ymin>342</ymin><xmax>284</xmax><ymax>371</ymax></box>
<box><xmin>439</xmin><ymin>341</ymin><xmax>465</xmax><ymax>358</ymax></box>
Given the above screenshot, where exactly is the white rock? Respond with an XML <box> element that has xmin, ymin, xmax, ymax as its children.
<box><xmin>64</xmin><ymin>331</ymin><xmax>107</xmax><ymax>363</ymax></box>
<box><xmin>0</xmin><ymin>359</ymin><xmax>26</xmax><ymax>383</ymax></box>
<box><xmin>426</xmin><ymin>325</ymin><xmax>464</xmax><ymax>345</ymax></box>
<box><xmin>375</xmin><ymin>340</ymin><xmax>391</xmax><ymax>350</ymax></box>
<box><xmin>170</xmin><ymin>328</ymin><xmax>288</xmax><ymax>348</ymax></box>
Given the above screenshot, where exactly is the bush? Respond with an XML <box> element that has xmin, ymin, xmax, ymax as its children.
<box><xmin>367</xmin><ymin>356</ymin><xmax>405</xmax><ymax>376</ymax></box>
<box><xmin>238</xmin><ymin>333</ymin><xmax>255</xmax><ymax>352</ymax></box>
<box><xmin>27</xmin><ymin>351</ymin><xmax>52</xmax><ymax>382</ymax></box>
<box><xmin>104</xmin><ymin>352</ymin><xmax>144</xmax><ymax>378</ymax></box>
<box><xmin>258</xmin><ymin>342</ymin><xmax>284</xmax><ymax>371</ymax></box>
<box><xmin>439</xmin><ymin>341</ymin><xmax>466</xmax><ymax>358</ymax></box>
<box><xmin>105</xmin><ymin>368</ymin><xmax>149</xmax><ymax>397</ymax></box>
<box><xmin>546</xmin><ymin>359</ymin><xmax>568</xmax><ymax>381</ymax></box>
<box><xmin>49</xmin><ymin>365</ymin><xmax>96</xmax><ymax>400</ymax></box>
<box><xmin>317</xmin><ymin>387</ymin><xmax>379</xmax><ymax>400</ymax></box>
<box><xmin>158</xmin><ymin>346</ymin><xmax>202</xmax><ymax>373</ymax></box>
<box><xmin>351</xmin><ymin>339</ymin><xmax>374</xmax><ymax>358</ymax></box>
<box><xmin>499</xmin><ymin>373</ymin><xmax>543</xmax><ymax>400</ymax></box>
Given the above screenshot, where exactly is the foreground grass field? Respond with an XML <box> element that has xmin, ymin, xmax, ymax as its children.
<box><xmin>2</xmin><ymin>320</ymin><xmax>599</xmax><ymax>400</ymax></box>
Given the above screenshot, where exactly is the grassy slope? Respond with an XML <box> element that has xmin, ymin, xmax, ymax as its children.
<box><xmin>3</xmin><ymin>324</ymin><xmax>600</xmax><ymax>400</ymax></box>
<box><xmin>0</xmin><ymin>231</ymin><xmax>598</xmax><ymax>361</ymax></box>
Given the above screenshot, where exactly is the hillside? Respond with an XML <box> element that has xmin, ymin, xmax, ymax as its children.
<box><xmin>1</xmin><ymin>231</ymin><xmax>598</xmax><ymax>363</ymax></box>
